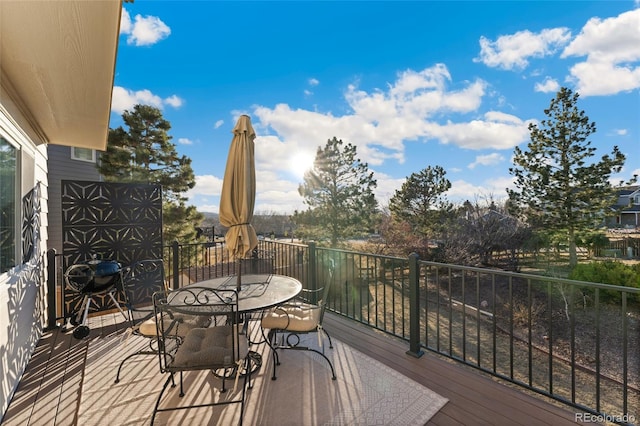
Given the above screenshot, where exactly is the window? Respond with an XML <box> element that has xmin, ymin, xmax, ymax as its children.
<box><xmin>71</xmin><ymin>147</ymin><xmax>96</xmax><ymax>162</ymax></box>
<box><xmin>0</xmin><ymin>137</ymin><xmax>17</xmax><ymax>273</ymax></box>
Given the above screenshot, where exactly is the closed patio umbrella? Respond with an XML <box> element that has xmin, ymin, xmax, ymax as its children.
<box><xmin>220</xmin><ymin>115</ymin><xmax>259</xmax><ymax>289</ymax></box>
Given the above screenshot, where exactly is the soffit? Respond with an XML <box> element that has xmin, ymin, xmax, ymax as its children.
<box><xmin>0</xmin><ymin>0</ymin><xmax>122</xmax><ymax>150</ymax></box>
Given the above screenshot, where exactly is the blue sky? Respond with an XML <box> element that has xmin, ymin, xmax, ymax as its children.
<box><xmin>110</xmin><ymin>1</ymin><xmax>640</xmax><ymax>215</ymax></box>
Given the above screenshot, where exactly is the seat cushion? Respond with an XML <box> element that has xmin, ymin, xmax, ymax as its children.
<box><xmin>261</xmin><ymin>303</ymin><xmax>321</xmax><ymax>332</ymax></box>
<box><xmin>139</xmin><ymin>312</ymin><xmax>210</xmax><ymax>336</ymax></box>
<box><xmin>172</xmin><ymin>326</ymin><xmax>245</xmax><ymax>369</ymax></box>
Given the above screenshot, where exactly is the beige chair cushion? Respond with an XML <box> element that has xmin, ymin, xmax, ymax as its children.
<box><xmin>261</xmin><ymin>303</ymin><xmax>321</xmax><ymax>332</ymax></box>
<box><xmin>139</xmin><ymin>312</ymin><xmax>209</xmax><ymax>336</ymax></box>
<box><xmin>172</xmin><ymin>326</ymin><xmax>245</xmax><ymax>369</ymax></box>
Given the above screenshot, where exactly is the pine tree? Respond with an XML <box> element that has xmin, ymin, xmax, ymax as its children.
<box><xmin>293</xmin><ymin>137</ymin><xmax>377</xmax><ymax>247</ymax></box>
<box><xmin>389</xmin><ymin>166</ymin><xmax>452</xmax><ymax>237</ymax></box>
<box><xmin>508</xmin><ymin>87</ymin><xmax>628</xmax><ymax>267</ymax></box>
<box><xmin>99</xmin><ymin>104</ymin><xmax>203</xmax><ymax>244</ymax></box>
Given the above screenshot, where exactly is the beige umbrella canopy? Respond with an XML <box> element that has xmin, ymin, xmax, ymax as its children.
<box><xmin>220</xmin><ymin>115</ymin><xmax>259</xmax><ymax>271</ymax></box>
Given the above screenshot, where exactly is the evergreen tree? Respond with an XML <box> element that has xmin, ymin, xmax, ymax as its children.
<box><xmin>293</xmin><ymin>137</ymin><xmax>377</xmax><ymax>247</ymax></box>
<box><xmin>508</xmin><ymin>87</ymin><xmax>629</xmax><ymax>267</ymax></box>
<box><xmin>389</xmin><ymin>166</ymin><xmax>453</xmax><ymax>237</ymax></box>
<box><xmin>99</xmin><ymin>104</ymin><xmax>203</xmax><ymax>244</ymax></box>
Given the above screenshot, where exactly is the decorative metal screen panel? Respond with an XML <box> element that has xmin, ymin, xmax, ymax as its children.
<box><xmin>22</xmin><ymin>182</ymin><xmax>41</xmax><ymax>263</ymax></box>
<box><xmin>61</xmin><ymin>181</ymin><xmax>162</xmax><ymax>316</ymax></box>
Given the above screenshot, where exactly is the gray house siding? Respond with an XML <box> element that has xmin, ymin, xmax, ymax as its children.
<box><xmin>607</xmin><ymin>186</ymin><xmax>640</xmax><ymax>229</ymax></box>
<box><xmin>47</xmin><ymin>145</ymin><xmax>102</xmax><ymax>255</ymax></box>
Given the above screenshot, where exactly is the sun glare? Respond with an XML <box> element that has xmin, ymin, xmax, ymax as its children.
<box><xmin>289</xmin><ymin>152</ymin><xmax>315</xmax><ymax>179</ymax></box>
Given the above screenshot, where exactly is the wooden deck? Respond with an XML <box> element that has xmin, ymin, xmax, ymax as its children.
<box><xmin>2</xmin><ymin>312</ymin><xmax>582</xmax><ymax>425</ymax></box>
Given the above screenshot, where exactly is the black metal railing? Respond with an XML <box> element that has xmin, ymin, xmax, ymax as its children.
<box><xmin>46</xmin><ymin>239</ymin><xmax>639</xmax><ymax>424</ymax></box>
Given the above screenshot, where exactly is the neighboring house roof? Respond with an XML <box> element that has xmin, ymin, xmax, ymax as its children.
<box><xmin>610</xmin><ymin>186</ymin><xmax>640</xmax><ymax>215</ymax></box>
<box><xmin>617</xmin><ymin>185</ymin><xmax>640</xmax><ymax>196</ymax></box>
<box><xmin>0</xmin><ymin>1</ymin><xmax>122</xmax><ymax>150</ymax></box>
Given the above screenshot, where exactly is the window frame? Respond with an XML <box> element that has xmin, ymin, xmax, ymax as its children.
<box><xmin>71</xmin><ymin>147</ymin><xmax>96</xmax><ymax>163</ymax></box>
<box><xmin>0</xmin><ymin>134</ymin><xmax>20</xmax><ymax>275</ymax></box>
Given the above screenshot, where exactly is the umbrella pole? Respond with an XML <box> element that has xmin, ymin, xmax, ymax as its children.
<box><xmin>237</xmin><ymin>234</ymin><xmax>242</xmax><ymax>291</ymax></box>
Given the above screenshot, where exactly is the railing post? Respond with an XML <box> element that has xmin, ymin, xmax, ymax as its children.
<box><xmin>308</xmin><ymin>241</ymin><xmax>317</xmax><ymax>303</ymax></box>
<box><xmin>46</xmin><ymin>249</ymin><xmax>58</xmax><ymax>330</ymax></box>
<box><xmin>172</xmin><ymin>240</ymin><xmax>180</xmax><ymax>290</ymax></box>
<box><xmin>407</xmin><ymin>252</ymin><xmax>424</xmax><ymax>358</ymax></box>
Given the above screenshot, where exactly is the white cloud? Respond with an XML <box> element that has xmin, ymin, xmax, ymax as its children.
<box><xmin>178</xmin><ymin>138</ymin><xmax>193</xmax><ymax>145</ymax></box>
<box><xmin>254</xmin><ymin>169</ymin><xmax>306</xmax><ymax>213</ymax></box>
<box><xmin>187</xmin><ymin>175</ymin><xmax>224</xmax><ymax>198</ymax></box>
<box><xmin>534</xmin><ymin>77</ymin><xmax>560</xmax><ymax>93</ymax></box>
<box><xmin>447</xmin><ymin>176</ymin><xmax>514</xmax><ymax>203</ymax></box>
<box><xmin>475</xmin><ymin>28</ymin><xmax>571</xmax><ymax>70</ymax></box>
<box><xmin>198</xmin><ymin>204</ymin><xmax>220</xmax><ymax>213</ymax></box>
<box><xmin>120</xmin><ymin>9</ymin><xmax>171</xmax><ymax>46</ymax></box>
<box><xmin>562</xmin><ymin>9</ymin><xmax>640</xmax><ymax>96</ymax></box>
<box><xmin>214</xmin><ymin>120</ymin><xmax>224</xmax><ymax>129</ymax></box>
<box><xmin>308</xmin><ymin>78</ymin><xmax>320</xmax><ymax>86</ymax></box>
<box><xmin>610</xmin><ymin>168</ymin><xmax>640</xmax><ymax>186</ymax></box>
<box><xmin>429</xmin><ymin>112</ymin><xmax>532</xmax><ymax>150</ymax></box>
<box><xmin>303</xmin><ymin>89</ymin><xmax>313</xmax><ymax>96</ymax></box>
<box><xmin>120</xmin><ymin>9</ymin><xmax>132</xmax><ymax>35</ymax></box>
<box><xmin>111</xmin><ymin>86</ymin><xmax>183</xmax><ymax>114</ymax></box>
<box><xmin>164</xmin><ymin>95</ymin><xmax>184</xmax><ymax>108</ymax></box>
<box><xmin>371</xmin><ymin>170</ymin><xmax>406</xmax><ymax>205</ymax></box>
<box><xmin>614</xmin><ymin>128</ymin><xmax>628</xmax><ymax>136</ymax></box>
<box><xmin>111</xmin><ymin>86</ymin><xmax>163</xmax><ymax>113</ymax></box>
<box><xmin>468</xmin><ymin>153</ymin><xmax>505</xmax><ymax>169</ymax></box>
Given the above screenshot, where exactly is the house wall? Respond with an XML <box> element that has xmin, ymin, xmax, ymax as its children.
<box><xmin>0</xmin><ymin>87</ymin><xmax>49</xmax><ymax>420</ymax></box>
<box><xmin>47</xmin><ymin>145</ymin><xmax>101</xmax><ymax>255</ymax></box>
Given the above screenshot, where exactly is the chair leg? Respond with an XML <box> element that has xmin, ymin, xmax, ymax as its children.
<box><xmin>114</xmin><ymin>350</ymin><xmax>157</xmax><ymax>383</ymax></box>
<box><xmin>324</xmin><ymin>329</ymin><xmax>334</xmax><ymax>349</ymax></box>
<box><xmin>179</xmin><ymin>371</ymin><xmax>185</xmax><ymax>397</ymax></box>
<box><xmin>308</xmin><ymin>348</ymin><xmax>337</xmax><ymax>380</ymax></box>
<box><xmin>150</xmin><ymin>374</ymin><xmax>174</xmax><ymax>426</ymax></box>
<box><xmin>264</xmin><ymin>329</ymin><xmax>280</xmax><ymax>380</ymax></box>
<box><xmin>239</xmin><ymin>356</ymin><xmax>252</xmax><ymax>426</ymax></box>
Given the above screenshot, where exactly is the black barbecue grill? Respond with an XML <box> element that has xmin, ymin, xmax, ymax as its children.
<box><xmin>65</xmin><ymin>259</ymin><xmax>127</xmax><ymax>339</ymax></box>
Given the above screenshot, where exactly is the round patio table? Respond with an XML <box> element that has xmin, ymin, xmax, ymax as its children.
<box><xmin>188</xmin><ymin>273</ymin><xmax>302</xmax><ymax>377</ymax></box>
<box><xmin>192</xmin><ymin>274</ymin><xmax>302</xmax><ymax>313</ymax></box>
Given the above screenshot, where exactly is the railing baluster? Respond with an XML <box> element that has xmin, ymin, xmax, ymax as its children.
<box><xmin>595</xmin><ymin>288</ymin><xmax>601</xmax><ymax>413</ymax></box>
<box><xmin>509</xmin><ymin>275</ymin><xmax>514</xmax><ymax>379</ymax></box>
<box><xmin>492</xmin><ymin>274</ymin><xmax>497</xmax><ymax>374</ymax></box>
<box><xmin>622</xmin><ymin>292</ymin><xmax>628</xmax><ymax>415</ymax></box>
<box><xmin>570</xmin><ymin>286</ymin><xmax>576</xmax><ymax>403</ymax></box>
<box><xmin>462</xmin><ymin>270</ymin><xmax>467</xmax><ymax>362</ymax></box>
<box><xmin>547</xmin><ymin>280</ymin><xmax>553</xmax><ymax>395</ymax></box>
<box><xmin>476</xmin><ymin>271</ymin><xmax>481</xmax><ymax>368</ymax></box>
<box><xmin>527</xmin><ymin>278</ymin><xmax>533</xmax><ymax>387</ymax></box>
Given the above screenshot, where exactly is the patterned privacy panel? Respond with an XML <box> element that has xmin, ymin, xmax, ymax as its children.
<box><xmin>61</xmin><ymin>181</ymin><xmax>162</xmax><ymax>316</ymax></box>
<box><xmin>22</xmin><ymin>182</ymin><xmax>41</xmax><ymax>263</ymax></box>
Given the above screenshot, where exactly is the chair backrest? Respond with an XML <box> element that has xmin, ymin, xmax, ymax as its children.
<box><xmin>153</xmin><ymin>287</ymin><xmax>242</xmax><ymax>372</ymax></box>
<box><xmin>121</xmin><ymin>259</ymin><xmax>167</xmax><ymax>311</ymax></box>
